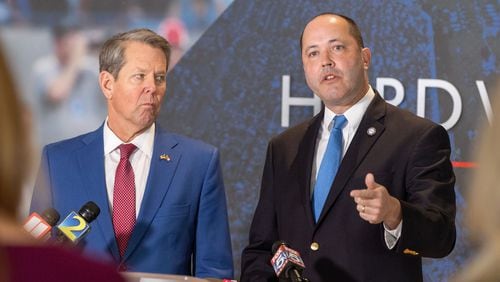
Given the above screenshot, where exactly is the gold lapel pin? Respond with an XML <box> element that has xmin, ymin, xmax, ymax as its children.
<box><xmin>403</xmin><ymin>248</ymin><xmax>419</xmax><ymax>256</ymax></box>
<box><xmin>160</xmin><ymin>154</ymin><xmax>171</xmax><ymax>161</ymax></box>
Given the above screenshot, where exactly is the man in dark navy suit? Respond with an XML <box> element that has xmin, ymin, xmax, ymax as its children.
<box><xmin>241</xmin><ymin>13</ymin><xmax>456</xmax><ymax>282</ymax></box>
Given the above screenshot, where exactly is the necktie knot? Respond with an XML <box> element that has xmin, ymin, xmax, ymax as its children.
<box><xmin>332</xmin><ymin>115</ymin><xmax>347</xmax><ymax>131</ymax></box>
<box><xmin>119</xmin><ymin>143</ymin><xmax>136</xmax><ymax>160</ymax></box>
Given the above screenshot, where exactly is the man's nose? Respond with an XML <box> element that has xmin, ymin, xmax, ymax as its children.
<box><xmin>321</xmin><ymin>51</ymin><xmax>335</xmax><ymax>68</ymax></box>
<box><xmin>144</xmin><ymin>76</ymin><xmax>157</xmax><ymax>93</ymax></box>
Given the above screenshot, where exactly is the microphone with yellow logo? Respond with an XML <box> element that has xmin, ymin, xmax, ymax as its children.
<box><xmin>55</xmin><ymin>201</ymin><xmax>100</xmax><ymax>244</ymax></box>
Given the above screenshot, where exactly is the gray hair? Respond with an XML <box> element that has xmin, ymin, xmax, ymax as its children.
<box><xmin>99</xmin><ymin>28</ymin><xmax>171</xmax><ymax>78</ymax></box>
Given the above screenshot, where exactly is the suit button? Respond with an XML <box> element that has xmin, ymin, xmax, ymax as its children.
<box><xmin>118</xmin><ymin>264</ymin><xmax>128</xmax><ymax>271</ymax></box>
<box><xmin>310</xmin><ymin>242</ymin><xmax>319</xmax><ymax>251</ymax></box>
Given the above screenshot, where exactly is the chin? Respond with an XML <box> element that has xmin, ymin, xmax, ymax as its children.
<box><xmin>136</xmin><ymin>115</ymin><xmax>155</xmax><ymax>128</ymax></box>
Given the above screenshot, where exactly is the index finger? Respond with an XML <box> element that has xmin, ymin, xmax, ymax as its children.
<box><xmin>350</xmin><ymin>189</ymin><xmax>376</xmax><ymax>199</ymax></box>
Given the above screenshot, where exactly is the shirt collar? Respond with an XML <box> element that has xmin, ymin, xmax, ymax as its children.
<box><xmin>103</xmin><ymin>118</ymin><xmax>155</xmax><ymax>158</ymax></box>
<box><xmin>323</xmin><ymin>85</ymin><xmax>376</xmax><ymax>131</ymax></box>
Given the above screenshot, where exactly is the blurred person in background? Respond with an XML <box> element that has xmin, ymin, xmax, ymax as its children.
<box><xmin>181</xmin><ymin>0</ymin><xmax>216</xmax><ymax>47</ymax></box>
<box><xmin>454</xmin><ymin>81</ymin><xmax>500</xmax><ymax>282</ymax></box>
<box><xmin>158</xmin><ymin>0</ymin><xmax>190</xmax><ymax>71</ymax></box>
<box><xmin>31</xmin><ymin>24</ymin><xmax>106</xmax><ymax>145</ymax></box>
<box><xmin>0</xmin><ymin>43</ymin><xmax>124</xmax><ymax>282</ymax></box>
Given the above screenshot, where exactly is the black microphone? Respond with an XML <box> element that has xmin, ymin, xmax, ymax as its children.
<box><xmin>271</xmin><ymin>241</ymin><xmax>308</xmax><ymax>282</ymax></box>
<box><xmin>23</xmin><ymin>208</ymin><xmax>60</xmax><ymax>240</ymax></box>
<box><xmin>55</xmin><ymin>201</ymin><xmax>100</xmax><ymax>244</ymax></box>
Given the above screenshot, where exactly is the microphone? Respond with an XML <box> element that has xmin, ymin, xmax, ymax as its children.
<box><xmin>55</xmin><ymin>201</ymin><xmax>100</xmax><ymax>244</ymax></box>
<box><xmin>271</xmin><ymin>241</ymin><xmax>308</xmax><ymax>282</ymax></box>
<box><xmin>23</xmin><ymin>208</ymin><xmax>60</xmax><ymax>240</ymax></box>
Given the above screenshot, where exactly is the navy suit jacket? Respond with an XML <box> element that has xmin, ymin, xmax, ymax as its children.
<box><xmin>241</xmin><ymin>93</ymin><xmax>456</xmax><ymax>282</ymax></box>
<box><xmin>31</xmin><ymin>124</ymin><xmax>234</xmax><ymax>278</ymax></box>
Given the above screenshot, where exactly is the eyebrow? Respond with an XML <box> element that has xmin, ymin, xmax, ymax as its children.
<box><xmin>304</xmin><ymin>38</ymin><xmax>340</xmax><ymax>53</ymax></box>
<box><xmin>132</xmin><ymin>67</ymin><xmax>166</xmax><ymax>75</ymax></box>
<box><xmin>132</xmin><ymin>67</ymin><xmax>147</xmax><ymax>73</ymax></box>
<box><xmin>304</xmin><ymin>44</ymin><xmax>318</xmax><ymax>54</ymax></box>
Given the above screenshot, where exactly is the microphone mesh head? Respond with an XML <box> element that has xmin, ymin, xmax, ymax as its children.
<box><xmin>78</xmin><ymin>201</ymin><xmax>100</xmax><ymax>223</ymax></box>
<box><xmin>41</xmin><ymin>208</ymin><xmax>60</xmax><ymax>226</ymax></box>
<box><xmin>272</xmin><ymin>240</ymin><xmax>287</xmax><ymax>254</ymax></box>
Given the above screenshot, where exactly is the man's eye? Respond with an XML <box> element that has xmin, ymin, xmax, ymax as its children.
<box><xmin>308</xmin><ymin>51</ymin><xmax>319</xmax><ymax>57</ymax></box>
<box><xmin>155</xmin><ymin>75</ymin><xmax>166</xmax><ymax>83</ymax></box>
<box><xmin>134</xmin><ymin>74</ymin><xmax>145</xmax><ymax>79</ymax></box>
<box><xmin>332</xmin><ymin>45</ymin><xmax>345</xmax><ymax>51</ymax></box>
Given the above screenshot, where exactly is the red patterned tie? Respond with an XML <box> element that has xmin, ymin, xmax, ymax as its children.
<box><xmin>113</xmin><ymin>143</ymin><xmax>137</xmax><ymax>258</ymax></box>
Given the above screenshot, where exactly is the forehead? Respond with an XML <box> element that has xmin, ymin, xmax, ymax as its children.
<box><xmin>302</xmin><ymin>15</ymin><xmax>351</xmax><ymax>46</ymax></box>
<box><xmin>122</xmin><ymin>41</ymin><xmax>167</xmax><ymax>65</ymax></box>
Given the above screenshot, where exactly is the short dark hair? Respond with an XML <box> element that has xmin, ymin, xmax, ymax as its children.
<box><xmin>99</xmin><ymin>28</ymin><xmax>171</xmax><ymax>78</ymax></box>
<box><xmin>300</xmin><ymin>13</ymin><xmax>365</xmax><ymax>51</ymax></box>
<box><xmin>52</xmin><ymin>24</ymin><xmax>79</xmax><ymax>40</ymax></box>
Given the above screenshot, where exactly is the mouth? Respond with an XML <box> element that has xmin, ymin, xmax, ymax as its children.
<box><xmin>141</xmin><ymin>103</ymin><xmax>155</xmax><ymax>109</ymax></box>
<box><xmin>322</xmin><ymin>74</ymin><xmax>338</xmax><ymax>82</ymax></box>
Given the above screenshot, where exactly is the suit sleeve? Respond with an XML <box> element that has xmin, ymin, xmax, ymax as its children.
<box><xmin>194</xmin><ymin>148</ymin><xmax>234</xmax><ymax>278</ymax></box>
<box><xmin>396</xmin><ymin>124</ymin><xmax>456</xmax><ymax>258</ymax></box>
<box><xmin>240</xmin><ymin>142</ymin><xmax>279</xmax><ymax>282</ymax></box>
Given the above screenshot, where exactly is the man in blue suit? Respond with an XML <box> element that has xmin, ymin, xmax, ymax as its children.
<box><xmin>31</xmin><ymin>28</ymin><xmax>234</xmax><ymax>279</ymax></box>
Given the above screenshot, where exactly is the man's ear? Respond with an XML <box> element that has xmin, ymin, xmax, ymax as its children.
<box><xmin>361</xmin><ymin>47</ymin><xmax>371</xmax><ymax>70</ymax></box>
<box><xmin>99</xmin><ymin>71</ymin><xmax>114</xmax><ymax>99</ymax></box>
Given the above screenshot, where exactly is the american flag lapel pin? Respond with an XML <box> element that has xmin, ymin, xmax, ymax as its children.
<box><xmin>160</xmin><ymin>154</ymin><xmax>171</xmax><ymax>161</ymax></box>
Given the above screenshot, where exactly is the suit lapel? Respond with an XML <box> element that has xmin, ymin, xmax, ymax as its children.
<box><xmin>290</xmin><ymin>112</ymin><xmax>323</xmax><ymax>227</ymax></box>
<box><xmin>316</xmin><ymin>94</ymin><xmax>387</xmax><ymax>225</ymax></box>
<box><xmin>76</xmin><ymin>126</ymin><xmax>120</xmax><ymax>261</ymax></box>
<box><xmin>123</xmin><ymin>127</ymin><xmax>181</xmax><ymax>260</ymax></box>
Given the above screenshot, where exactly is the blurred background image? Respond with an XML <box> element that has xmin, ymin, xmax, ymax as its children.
<box><xmin>0</xmin><ymin>0</ymin><xmax>233</xmax><ymax>148</ymax></box>
<box><xmin>0</xmin><ymin>0</ymin><xmax>233</xmax><ymax>218</ymax></box>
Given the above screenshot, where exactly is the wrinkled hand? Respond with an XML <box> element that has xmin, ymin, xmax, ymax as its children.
<box><xmin>349</xmin><ymin>173</ymin><xmax>402</xmax><ymax>229</ymax></box>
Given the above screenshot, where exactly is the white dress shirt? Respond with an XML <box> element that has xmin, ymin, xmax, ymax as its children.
<box><xmin>311</xmin><ymin>86</ymin><xmax>402</xmax><ymax>248</ymax></box>
<box><xmin>103</xmin><ymin>120</ymin><xmax>155</xmax><ymax>218</ymax></box>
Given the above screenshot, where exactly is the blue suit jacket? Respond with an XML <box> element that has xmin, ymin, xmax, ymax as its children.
<box><xmin>31</xmin><ymin>124</ymin><xmax>234</xmax><ymax>278</ymax></box>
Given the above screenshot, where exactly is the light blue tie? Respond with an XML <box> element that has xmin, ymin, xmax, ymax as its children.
<box><xmin>313</xmin><ymin>115</ymin><xmax>347</xmax><ymax>222</ymax></box>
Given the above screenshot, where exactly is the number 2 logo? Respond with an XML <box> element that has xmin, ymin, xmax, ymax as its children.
<box><xmin>59</xmin><ymin>213</ymin><xmax>87</xmax><ymax>241</ymax></box>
